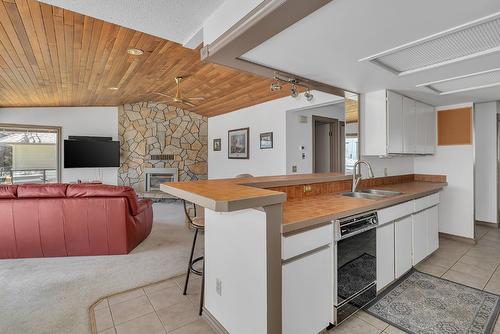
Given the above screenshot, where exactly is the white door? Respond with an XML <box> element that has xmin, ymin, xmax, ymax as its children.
<box><xmin>395</xmin><ymin>216</ymin><xmax>413</xmax><ymax>278</ymax></box>
<box><xmin>425</xmin><ymin>105</ymin><xmax>436</xmax><ymax>154</ymax></box>
<box><xmin>402</xmin><ymin>97</ymin><xmax>416</xmax><ymax>154</ymax></box>
<box><xmin>377</xmin><ymin>223</ymin><xmax>395</xmax><ymax>291</ymax></box>
<box><xmin>428</xmin><ymin>206</ymin><xmax>439</xmax><ymax>254</ymax></box>
<box><xmin>283</xmin><ymin>246</ymin><xmax>332</xmax><ymax>334</ymax></box>
<box><xmin>412</xmin><ymin>211</ymin><xmax>428</xmax><ymax>265</ymax></box>
<box><xmin>415</xmin><ymin>102</ymin><xmax>426</xmax><ymax>154</ymax></box>
<box><xmin>387</xmin><ymin>91</ymin><xmax>404</xmax><ymax>154</ymax></box>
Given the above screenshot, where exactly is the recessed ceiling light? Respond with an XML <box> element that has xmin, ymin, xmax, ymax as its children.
<box><xmin>127</xmin><ymin>48</ymin><xmax>144</xmax><ymax>56</ymax></box>
<box><xmin>360</xmin><ymin>12</ymin><xmax>500</xmax><ymax>76</ymax></box>
<box><xmin>108</xmin><ymin>87</ymin><xmax>119</xmax><ymax>90</ymax></box>
<box><xmin>417</xmin><ymin>67</ymin><xmax>500</xmax><ymax>95</ymax></box>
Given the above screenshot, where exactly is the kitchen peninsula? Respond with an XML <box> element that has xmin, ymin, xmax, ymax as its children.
<box><xmin>161</xmin><ymin>173</ymin><xmax>447</xmax><ymax>334</ymax></box>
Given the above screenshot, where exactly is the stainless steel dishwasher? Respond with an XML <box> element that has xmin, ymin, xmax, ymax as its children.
<box><xmin>333</xmin><ymin>211</ymin><xmax>378</xmax><ymax>325</ymax></box>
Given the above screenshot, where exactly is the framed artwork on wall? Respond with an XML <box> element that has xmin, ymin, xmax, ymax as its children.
<box><xmin>260</xmin><ymin>132</ymin><xmax>273</xmax><ymax>149</ymax></box>
<box><xmin>228</xmin><ymin>127</ymin><xmax>249</xmax><ymax>159</ymax></box>
<box><xmin>213</xmin><ymin>138</ymin><xmax>221</xmax><ymax>151</ymax></box>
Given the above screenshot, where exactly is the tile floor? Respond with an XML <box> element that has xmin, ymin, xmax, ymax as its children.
<box><xmin>91</xmin><ymin>224</ymin><xmax>500</xmax><ymax>334</ymax></box>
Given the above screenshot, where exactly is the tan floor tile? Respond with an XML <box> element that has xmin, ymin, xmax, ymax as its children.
<box><xmin>355</xmin><ymin>311</ymin><xmax>389</xmax><ymax>331</ymax></box>
<box><xmin>450</xmin><ymin>260</ymin><xmax>497</xmax><ymax>278</ymax></box>
<box><xmin>414</xmin><ymin>261</ymin><xmax>449</xmax><ymax>277</ymax></box>
<box><xmin>94</xmin><ymin>298</ymin><xmax>109</xmax><ymax>311</ymax></box>
<box><xmin>328</xmin><ymin>316</ymin><xmax>380</xmax><ymax>334</ymax></box>
<box><xmin>174</xmin><ymin>274</ymin><xmax>201</xmax><ymax>290</ymax></box>
<box><xmin>383</xmin><ymin>325</ymin><xmax>408</xmax><ymax>334</ymax></box>
<box><xmin>442</xmin><ymin>269</ymin><xmax>489</xmax><ymax>290</ymax></box>
<box><xmin>95</xmin><ymin>307</ymin><xmax>114</xmax><ymax>332</ymax></box>
<box><xmin>476</xmin><ymin>238</ymin><xmax>500</xmax><ymax>250</ymax></box>
<box><xmin>169</xmin><ymin>319</ymin><xmax>215</xmax><ymax>334</ymax></box>
<box><xmin>494</xmin><ymin>317</ymin><xmax>500</xmax><ymax>334</ymax></box>
<box><xmin>109</xmin><ymin>289</ymin><xmax>145</xmax><ymax>306</ymax></box>
<box><xmin>157</xmin><ymin>300</ymin><xmax>199</xmax><ymax>332</ymax></box>
<box><xmin>457</xmin><ymin>254</ymin><xmax>499</xmax><ymax>270</ymax></box>
<box><xmin>110</xmin><ymin>296</ymin><xmax>154</xmax><ymax>325</ymax></box>
<box><xmin>147</xmin><ymin>286</ymin><xmax>189</xmax><ymax>311</ymax></box>
<box><xmin>115</xmin><ymin>312</ymin><xmax>166</xmax><ymax>334</ymax></box>
<box><xmin>484</xmin><ymin>279</ymin><xmax>500</xmax><ymax>295</ymax></box>
<box><xmin>98</xmin><ymin>328</ymin><xmax>116</xmax><ymax>334</ymax></box>
<box><xmin>466</xmin><ymin>247</ymin><xmax>500</xmax><ymax>264</ymax></box>
<box><xmin>183</xmin><ymin>277</ymin><xmax>203</xmax><ymax>305</ymax></box>
<box><xmin>421</xmin><ymin>253</ymin><xmax>458</xmax><ymax>269</ymax></box>
<box><xmin>144</xmin><ymin>278</ymin><xmax>178</xmax><ymax>296</ymax></box>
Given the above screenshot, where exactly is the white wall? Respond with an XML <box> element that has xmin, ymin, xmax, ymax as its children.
<box><xmin>208</xmin><ymin>91</ymin><xmax>342</xmax><ymax>179</ymax></box>
<box><xmin>286</xmin><ymin>102</ymin><xmax>345</xmax><ymax>174</ymax></box>
<box><xmin>414</xmin><ymin>103</ymin><xmax>475</xmax><ymax>239</ymax></box>
<box><xmin>0</xmin><ymin>107</ymin><xmax>119</xmax><ymax>185</ymax></box>
<box><xmin>362</xmin><ymin>156</ymin><xmax>414</xmax><ymax>178</ymax></box>
<box><xmin>474</xmin><ymin>102</ymin><xmax>498</xmax><ymax>224</ymax></box>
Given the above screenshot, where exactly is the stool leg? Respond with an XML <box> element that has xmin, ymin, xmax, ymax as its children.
<box><xmin>199</xmin><ymin>258</ymin><xmax>205</xmax><ymax>316</ymax></box>
<box><xmin>183</xmin><ymin>228</ymin><xmax>198</xmax><ymax>295</ymax></box>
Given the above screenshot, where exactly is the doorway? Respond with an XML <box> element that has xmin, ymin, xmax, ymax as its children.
<box><xmin>312</xmin><ymin>115</ymin><xmax>345</xmax><ymax>173</ymax></box>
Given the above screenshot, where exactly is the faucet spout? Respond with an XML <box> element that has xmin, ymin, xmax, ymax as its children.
<box><xmin>352</xmin><ymin>160</ymin><xmax>375</xmax><ymax>192</ymax></box>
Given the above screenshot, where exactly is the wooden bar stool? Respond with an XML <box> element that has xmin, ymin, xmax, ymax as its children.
<box><xmin>182</xmin><ymin>200</ymin><xmax>205</xmax><ymax>316</ymax></box>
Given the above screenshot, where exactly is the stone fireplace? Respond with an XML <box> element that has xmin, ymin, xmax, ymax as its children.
<box><xmin>144</xmin><ymin>168</ymin><xmax>178</xmax><ymax>192</ymax></box>
<box><xmin>118</xmin><ymin>101</ymin><xmax>208</xmax><ymax>192</ymax></box>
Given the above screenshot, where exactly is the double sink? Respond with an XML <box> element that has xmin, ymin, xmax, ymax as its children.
<box><xmin>342</xmin><ymin>189</ymin><xmax>403</xmax><ymax>200</ymax></box>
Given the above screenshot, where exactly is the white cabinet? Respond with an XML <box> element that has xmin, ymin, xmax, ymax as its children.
<box><xmin>428</xmin><ymin>206</ymin><xmax>439</xmax><ymax>253</ymax></box>
<box><xmin>376</xmin><ymin>222</ymin><xmax>395</xmax><ymax>292</ymax></box>
<box><xmin>412</xmin><ymin>210</ymin><xmax>428</xmax><ymax>265</ymax></box>
<box><xmin>402</xmin><ymin>97</ymin><xmax>416</xmax><ymax>154</ymax></box>
<box><xmin>362</xmin><ymin>90</ymin><xmax>435</xmax><ymax>156</ymax></box>
<box><xmin>283</xmin><ymin>246</ymin><xmax>332</xmax><ymax>334</ymax></box>
<box><xmin>394</xmin><ymin>215</ymin><xmax>413</xmax><ymax>278</ymax></box>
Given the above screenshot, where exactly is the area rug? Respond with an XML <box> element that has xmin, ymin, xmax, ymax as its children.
<box><xmin>366</xmin><ymin>269</ymin><xmax>500</xmax><ymax>334</ymax></box>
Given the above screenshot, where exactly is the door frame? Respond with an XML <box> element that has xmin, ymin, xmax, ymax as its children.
<box><xmin>312</xmin><ymin>115</ymin><xmax>345</xmax><ymax>173</ymax></box>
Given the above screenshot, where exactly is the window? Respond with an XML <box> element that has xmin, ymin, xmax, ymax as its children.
<box><xmin>0</xmin><ymin>125</ymin><xmax>61</xmax><ymax>184</ymax></box>
<box><xmin>345</xmin><ymin>136</ymin><xmax>358</xmax><ymax>174</ymax></box>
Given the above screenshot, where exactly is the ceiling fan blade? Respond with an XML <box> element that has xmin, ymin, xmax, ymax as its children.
<box><xmin>181</xmin><ymin>100</ymin><xmax>196</xmax><ymax>107</ymax></box>
<box><xmin>154</xmin><ymin>92</ymin><xmax>174</xmax><ymax>99</ymax></box>
<box><xmin>186</xmin><ymin>97</ymin><xmax>205</xmax><ymax>100</ymax></box>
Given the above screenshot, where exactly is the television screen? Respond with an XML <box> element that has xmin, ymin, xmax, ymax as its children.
<box><xmin>64</xmin><ymin>140</ymin><xmax>120</xmax><ymax>168</ymax></box>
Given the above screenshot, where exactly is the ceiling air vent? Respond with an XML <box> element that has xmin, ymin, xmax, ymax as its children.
<box><xmin>359</xmin><ymin>12</ymin><xmax>500</xmax><ymax>76</ymax></box>
<box><xmin>417</xmin><ymin>67</ymin><xmax>500</xmax><ymax>95</ymax></box>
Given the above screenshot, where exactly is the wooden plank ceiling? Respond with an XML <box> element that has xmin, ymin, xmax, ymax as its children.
<box><xmin>0</xmin><ymin>0</ymin><xmax>294</xmax><ymax>116</ymax></box>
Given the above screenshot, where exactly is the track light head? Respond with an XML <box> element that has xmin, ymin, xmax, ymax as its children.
<box><xmin>270</xmin><ymin>80</ymin><xmax>282</xmax><ymax>92</ymax></box>
<box><xmin>304</xmin><ymin>89</ymin><xmax>314</xmax><ymax>101</ymax></box>
<box><xmin>290</xmin><ymin>84</ymin><xmax>299</xmax><ymax>98</ymax></box>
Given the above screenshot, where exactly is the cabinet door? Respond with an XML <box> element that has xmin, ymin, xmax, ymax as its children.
<box><xmin>412</xmin><ymin>211</ymin><xmax>428</xmax><ymax>265</ymax></box>
<box><xmin>394</xmin><ymin>216</ymin><xmax>413</xmax><ymax>278</ymax></box>
<box><xmin>425</xmin><ymin>105</ymin><xmax>436</xmax><ymax>154</ymax></box>
<box><xmin>377</xmin><ymin>223</ymin><xmax>395</xmax><ymax>292</ymax></box>
<box><xmin>283</xmin><ymin>246</ymin><xmax>332</xmax><ymax>334</ymax></box>
<box><xmin>415</xmin><ymin>102</ymin><xmax>426</xmax><ymax>154</ymax></box>
<box><xmin>387</xmin><ymin>91</ymin><xmax>404</xmax><ymax>154</ymax></box>
<box><xmin>428</xmin><ymin>206</ymin><xmax>439</xmax><ymax>254</ymax></box>
<box><xmin>402</xmin><ymin>97</ymin><xmax>416</xmax><ymax>154</ymax></box>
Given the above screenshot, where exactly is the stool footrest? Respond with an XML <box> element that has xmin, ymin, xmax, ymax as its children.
<box><xmin>190</xmin><ymin>256</ymin><xmax>204</xmax><ymax>276</ymax></box>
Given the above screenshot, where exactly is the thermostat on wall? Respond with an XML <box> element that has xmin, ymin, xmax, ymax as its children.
<box><xmin>299</xmin><ymin>115</ymin><xmax>308</xmax><ymax>123</ymax></box>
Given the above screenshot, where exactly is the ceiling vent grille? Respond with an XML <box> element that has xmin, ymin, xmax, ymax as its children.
<box><xmin>359</xmin><ymin>12</ymin><xmax>500</xmax><ymax>76</ymax></box>
<box><xmin>417</xmin><ymin>68</ymin><xmax>500</xmax><ymax>95</ymax></box>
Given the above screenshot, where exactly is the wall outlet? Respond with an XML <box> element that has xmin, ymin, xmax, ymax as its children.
<box><xmin>302</xmin><ymin>153</ymin><xmax>306</xmax><ymax>159</ymax></box>
<box><xmin>384</xmin><ymin>168</ymin><xmax>388</xmax><ymax>177</ymax></box>
<box><xmin>216</xmin><ymin>278</ymin><xmax>222</xmax><ymax>296</ymax></box>
<box><xmin>303</xmin><ymin>185</ymin><xmax>312</xmax><ymax>193</ymax></box>
<box><xmin>292</xmin><ymin>165</ymin><xmax>297</xmax><ymax>173</ymax></box>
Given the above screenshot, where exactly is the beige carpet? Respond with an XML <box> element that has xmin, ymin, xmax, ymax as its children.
<box><xmin>0</xmin><ymin>202</ymin><xmax>199</xmax><ymax>334</ymax></box>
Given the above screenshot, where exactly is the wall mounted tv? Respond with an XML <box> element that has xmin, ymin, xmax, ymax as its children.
<box><xmin>64</xmin><ymin>137</ymin><xmax>120</xmax><ymax>168</ymax></box>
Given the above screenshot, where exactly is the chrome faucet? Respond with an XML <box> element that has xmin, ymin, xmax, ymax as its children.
<box><xmin>352</xmin><ymin>160</ymin><xmax>375</xmax><ymax>192</ymax></box>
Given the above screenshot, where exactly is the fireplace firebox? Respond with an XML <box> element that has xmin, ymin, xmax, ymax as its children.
<box><xmin>144</xmin><ymin>168</ymin><xmax>178</xmax><ymax>192</ymax></box>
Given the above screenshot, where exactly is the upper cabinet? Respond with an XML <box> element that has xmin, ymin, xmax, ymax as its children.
<box><xmin>361</xmin><ymin>90</ymin><xmax>435</xmax><ymax>156</ymax></box>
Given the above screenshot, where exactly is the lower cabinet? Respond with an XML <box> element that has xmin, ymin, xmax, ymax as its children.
<box><xmin>376</xmin><ymin>222</ymin><xmax>395</xmax><ymax>292</ymax></box>
<box><xmin>394</xmin><ymin>216</ymin><xmax>413</xmax><ymax>279</ymax></box>
<box><xmin>412</xmin><ymin>205</ymin><xmax>439</xmax><ymax>265</ymax></box>
<box><xmin>282</xmin><ymin>246</ymin><xmax>332</xmax><ymax>334</ymax></box>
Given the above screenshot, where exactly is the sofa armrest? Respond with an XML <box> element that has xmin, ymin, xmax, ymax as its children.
<box><xmin>135</xmin><ymin>199</ymin><xmax>152</xmax><ymax>215</ymax></box>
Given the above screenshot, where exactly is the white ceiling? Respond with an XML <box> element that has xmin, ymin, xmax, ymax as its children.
<box><xmin>242</xmin><ymin>0</ymin><xmax>500</xmax><ymax>106</ymax></box>
<box><xmin>38</xmin><ymin>0</ymin><xmax>224</xmax><ymax>46</ymax></box>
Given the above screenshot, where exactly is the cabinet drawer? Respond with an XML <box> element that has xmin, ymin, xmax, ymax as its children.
<box><xmin>414</xmin><ymin>193</ymin><xmax>440</xmax><ymax>212</ymax></box>
<box><xmin>378</xmin><ymin>201</ymin><xmax>413</xmax><ymax>226</ymax></box>
<box><xmin>282</xmin><ymin>224</ymin><xmax>332</xmax><ymax>261</ymax></box>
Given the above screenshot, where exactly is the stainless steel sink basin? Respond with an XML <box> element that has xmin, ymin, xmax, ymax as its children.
<box><xmin>341</xmin><ymin>192</ymin><xmax>385</xmax><ymax>200</ymax></box>
<box><xmin>359</xmin><ymin>189</ymin><xmax>403</xmax><ymax>197</ymax></box>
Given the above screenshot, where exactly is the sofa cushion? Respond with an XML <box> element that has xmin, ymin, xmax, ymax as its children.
<box><xmin>0</xmin><ymin>185</ymin><xmax>17</xmax><ymax>198</ymax></box>
<box><xmin>66</xmin><ymin>184</ymin><xmax>141</xmax><ymax>215</ymax></box>
<box><xmin>17</xmin><ymin>184</ymin><xmax>68</xmax><ymax>198</ymax></box>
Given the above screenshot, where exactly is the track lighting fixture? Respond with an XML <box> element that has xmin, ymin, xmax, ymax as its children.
<box><xmin>270</xmin><ymin>79</ymin><xmax>282</xmax><ymax>92</ymax></box>
<box><xmin>290</xmin><ymin>84</ymin><xmax>299</xmax><ymax>98</ymax></box>
<box><xmin>304</xmin><ymin>89</ymin><xmax>314</xmax><ymax>101</ymax></box>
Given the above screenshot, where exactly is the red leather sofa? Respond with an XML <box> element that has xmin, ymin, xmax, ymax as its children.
<box><xmin>0</xmin><ymin>183</ymin><xmax>153</xmax><ymax>259</ymax></box>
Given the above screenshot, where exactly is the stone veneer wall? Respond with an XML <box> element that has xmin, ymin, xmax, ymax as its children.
<box><xmin>118</xmin><ymin>101</ymin><xmax>208</xmax><ymax>191</ymax></box>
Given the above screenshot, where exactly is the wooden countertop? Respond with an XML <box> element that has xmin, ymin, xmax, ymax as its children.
<box><xmin>282</xmin><ymin>181</ymin><xmax>446</xmax><ymax>234</ymax></box>
<box><xmin>160</xmin><ymin>172</ymin><xmax>349</xmax><ymax>212</ymax></box>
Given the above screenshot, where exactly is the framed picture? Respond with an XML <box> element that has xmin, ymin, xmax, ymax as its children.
<box><xmin>213</xmin><ymin>138</ymin><xmax>221</xmax><ymax>151</ymax></box>
<box><xmin>228</xmin><ymin>127</ymin><xmax>249</xmax><ymax>159</ymax></box>
<box><xmin>260</xmin><ymin>132</ymin><xmax>273</xmax><ymax>149</ymax></box>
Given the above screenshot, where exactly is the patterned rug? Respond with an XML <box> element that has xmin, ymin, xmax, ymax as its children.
<box><xmin>366</xmin><ymin>270</ymin><xmax>500</xmax><ymax>334</ymax></box>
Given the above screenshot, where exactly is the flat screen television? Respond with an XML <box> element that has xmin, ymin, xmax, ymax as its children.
<box><xmin>64</xmin><ymin>139</ymin><xmax>120</xmax><ymax>168</ymax></box>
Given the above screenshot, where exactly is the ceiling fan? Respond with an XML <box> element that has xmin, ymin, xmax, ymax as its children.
<box><xmin>154</xmin><ymin>76</ymin><xmax>204</xmax><ymax>107</ymax></box>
